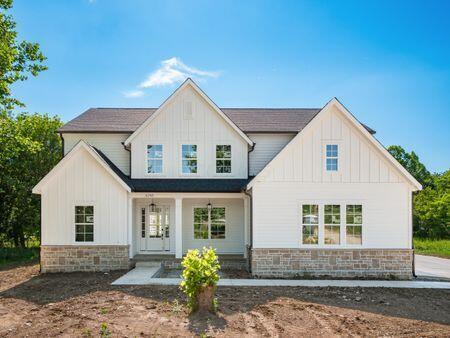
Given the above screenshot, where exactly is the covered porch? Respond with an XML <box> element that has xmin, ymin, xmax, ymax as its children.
<box><xmin>127</xmin><ymin>192</ymin><xmax>251</xmax><ymax>260</ymax></box>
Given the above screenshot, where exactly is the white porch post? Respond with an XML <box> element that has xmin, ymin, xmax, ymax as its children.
<box><xmin>127</xmin><ymin>194</ymin><xmax>133</xmax><ymax>259</ymax></box>
<box><xmin>243</xmin><ymin>196</ymin><xmax>249</xmax><ymax>258</ymax></box>
<box><xmin>175</xmin><ymin>197</ymin><xmax>183</xmax><ymax>258</ymax></box>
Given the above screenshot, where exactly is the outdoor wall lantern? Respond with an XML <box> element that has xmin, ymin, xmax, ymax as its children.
<box><xmin>207</xmin><ymin>201</ymin><xmax>212</xmax><ymax>212</ymax></box>
<box><xmin>150</xmin><ymin>199</ymin><xmax>157</xmax><ymax>213</ymax></box>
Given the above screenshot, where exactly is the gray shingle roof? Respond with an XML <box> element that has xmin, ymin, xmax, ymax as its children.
<box><xmin>59</xmin><ymin>107</ymin><xmax>375</xmax><ymax>134</ymax></box>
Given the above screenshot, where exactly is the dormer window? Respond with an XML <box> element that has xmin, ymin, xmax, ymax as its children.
<box><xmin>147</xmin><ymin>145</ymin><xmax>163</xmax><ymax>174</ymax></box>
<box><xmin>326</xmin><ymin>144</ymin><xmax>338</xmax><ymax>171</ymax></box>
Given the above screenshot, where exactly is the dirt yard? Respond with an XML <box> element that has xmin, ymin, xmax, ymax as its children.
<box><xmin>0</xmin><ymin>264</ymin><xmax>449</xmax><ymax>337</ymax></box>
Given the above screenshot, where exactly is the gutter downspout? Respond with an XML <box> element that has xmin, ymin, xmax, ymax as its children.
<box><xmin>412</xmin><ymin>191</ymin><xmax>416</xmax><ymax>278</ymax></box>
<box><xmin>59</xmin><ymin>133</ymin><xmax>65</xmax><ymax>158</ymax></box>
<box><xmin>122</xmin><ymin>142</ymin><xmax>131</xmax><ymax>177</ymax></box>
<box><xmin>244</xmin><ymin>140</ymin><xmax>255</xmax><ymax>272</ymax></box>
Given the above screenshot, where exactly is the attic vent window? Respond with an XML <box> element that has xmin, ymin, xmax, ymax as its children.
<box><xmin>183</xmin><ymin>102</ymin><xmax>193</xmax><ymax>120</ymax></box>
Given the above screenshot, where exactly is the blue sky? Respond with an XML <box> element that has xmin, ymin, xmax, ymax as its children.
<box><xmin>11</xmin><ymin>0</ymin><xmax>450</xmax><ymax>172</ymax></box>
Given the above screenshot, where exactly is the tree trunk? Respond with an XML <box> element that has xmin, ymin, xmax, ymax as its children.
<box><xmin>196</xmin><ymin>285</ymin><xmax>215</xmax><ymax>313</ymax></box>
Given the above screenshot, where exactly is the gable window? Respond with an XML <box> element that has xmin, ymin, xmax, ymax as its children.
<box><xmin>75</xmin><ymin>206</ymin><xmax>94</xmax><ymax>242</ymax></box>
<box><xmin>147</xmin><ymin>145</ymin><xmax>163</xmax><ymax>174</ymax></box>
<box><xmin>182</xmin><ymin>144</ymin><xmax>198</xmax><ymax>174</ymax></box>
<box><xmin>346</xmin><ymin>205</ymin><xmax>362</xmax><ymax>245</ymax></box>
<box><xmin>302</xmin><ymin>204</ymin><xmax>318</xmax><ymax>244</ymax></box>
<box><xmin>194</xmin><ymin>207</ymin><xmax>226</xmax><ymax>239</ymax></box>
<box><xmin>216</xmin><ymin>145</ymin><xmax>231</xmax><ymax>173</ymax></box>
<box><xmin>324</xmin><ymin>204</ymin><xmax>340</xmax><ymax>244</ymax></box>
<box><xmin>326</xmin><ymin>144</ymin><xmax>338</xmax><ymax>171</ymax></box>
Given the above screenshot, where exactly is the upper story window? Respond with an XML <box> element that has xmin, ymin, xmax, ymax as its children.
<box><xmin>147</xmin><ymin>145</ymin><xmax>163</xmax><ymax>174</ymax></box>
<box><xmin>326</xmin><ymin>144</ymin><xmax>338</xmax><ymax>171</ymax></box>
<box><xmin>75</xmin><ymin>205</ymin><xmax>94</xmax><ymax>242</ymax></box>
<box><xmin>216</xmin><ymin>145</ymin><xmax>231</xmax><ymax>174</ymax></box>
<box><xmin>182</xmin><ymin>144</ymin><xmax>198</xmax><ymax>174</ymax></box>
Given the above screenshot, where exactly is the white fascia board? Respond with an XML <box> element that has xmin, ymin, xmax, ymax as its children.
<box><xmin>124</xmin><ymin>78</ymin><xmax>254</xmax><ymax>147</ymax></box>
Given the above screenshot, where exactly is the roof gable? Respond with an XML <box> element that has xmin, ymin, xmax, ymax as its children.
<box><xmin>248</xmin><ymin>98</ymin><xmax>422</xmax><ymax>191</ymax></box>
<box><xmin>124</xmin><ymin>78</ymin><xmax>253</xmax><ymax>146</ymax></box>
<box><xmin>32</xmin><ymin>141</ymin><xmax>131</xmax><ymax>194</ymax></box>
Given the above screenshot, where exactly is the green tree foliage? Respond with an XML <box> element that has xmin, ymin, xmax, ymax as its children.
<box><xmin>0</xmin><ymin>0</ymin><xmax>47</xmax><ymax>111</ymax></box>
<box><xmin>0</xmin><ymin>113</ymin><xmax>62</xmax><ymax>246</ymax></box>
<box><xmin>389</xmin><ymin>145</ymin><xmax>449</xmax><ymax>239</ymax></box>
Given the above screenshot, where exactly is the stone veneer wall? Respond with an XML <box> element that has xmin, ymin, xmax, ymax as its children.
<box><xmin>251</xmin><ymin>248</ymin><xmax>413</xmax><ymax>279</ymax></box>
<box><xmin>41</xmin><ymin>245</ymin><xmax>130</xmax><ymax>273</ymax></box>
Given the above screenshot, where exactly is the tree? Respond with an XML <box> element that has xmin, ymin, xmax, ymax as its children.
<box><xmin>0</xmin><ymin>113</ymin><xmax>62</xmax><ymax>246</ymax></box>
<box><xmin>388</xmin><ymin>145</ymin><xmax>433</xmax><ymax>188</ymax></box>
<box><xmin>0</xmin><ymin>0</ymin><xmax>47</xmax><ymax>111</ymax></box>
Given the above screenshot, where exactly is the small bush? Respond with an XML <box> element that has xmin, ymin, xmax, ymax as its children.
<box><xmin>179</xmin><ymin>247</ymin><xmax>220</xmax><ymax>312</ymax></box>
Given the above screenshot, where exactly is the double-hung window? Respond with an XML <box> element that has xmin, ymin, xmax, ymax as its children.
<box><xmin>346</xmin><ymin>205</ymin><xmax>362</xmax><ymax>245</ymax></box>
<box><xmin>326</xmin><ymin>144</ymin><xmax>338</xmax><ymax>171</ymax></box>
<box><xmin>182</xmin><ymin>144</ymin><xmax>198</xmax><ymax>174</ymax></box>
<box><xmin>75</xmin><ymin>206</ymin><xmax>94</xmax><ymax>242</ymax></box>
<box><xmin>194</xmin><ymin>207</ymin><xmax>226</xmax><ymax>239</ymax></box>
<box><xmin>147</xmin><ymin>145</ymin><xmax>163</xmax><ymax>174</ymax></box>
<box><xmin>324</xmin><ymin>204</ymin><xmax>340</xmax><ymax>244</ymax></box>
<box><xmin>216</xmin><ymin>145</ymin><xmax>231</xmax><ymax>173</ymax></box>
<box><xmin>302</xmin><ymin>205</ymin><xmax>319</xmax><ymax>244</ymax></box>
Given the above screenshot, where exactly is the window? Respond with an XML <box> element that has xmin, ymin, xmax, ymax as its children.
<box><xmin>324</xmin><ymin>204</ymin><xmax>340</xmax><ymax>244</ymax></box>
<box><xmin>182</xmin><ymin>144</ymin><xmax>198</xmax><ymax>174</ymax></box>
<box><xmin>75</xmin><ymin>206</ymin><xmax>94</xmax><ymax>242</ymax></box>
<box><xmin>346</xmin><ymin>205</ymin><xmax>362</xmax><ymax>245</ymax></box>
<box><xmin>147</xmin><ymin>145</ymin><xmax>163</xmax><ymax>174</ymax></box>
<box><xmin>216</xmin><ymin>145</ymin><xmax>231</xmax><ymax>173</ymax></box>
<box><xmin>326</xmin><ymin>144</ymin><xmax>338</xmax><ymax>171</ymax></box>
<box><xmin>302</xmin><ymin>205</ymin><xmax>318</xmax><ymax>244</ymax></box>
<box><xmin>141</xmin><ymin>207</ymin><xmax>146</xmax><ymax>238</ymax></box>
<box><xmin>194</xmin><ymin>207</ymin><xmax>226</xmax><ymax>239</ymax></box>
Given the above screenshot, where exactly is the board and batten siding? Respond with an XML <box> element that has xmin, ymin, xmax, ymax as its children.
<box><xmin>40</xmin><ymin>147</ymin><xmax>128</xmax><ymax>245</ymax></box>
<box><xmin>130</xmin><ymin>86</ymin><xmax>248</xmax><ymax>178</ymax></box>
<box><xmin>251</xmin><ymin>105</ymin><xmax>413</xmax><ymax>249</ymax></box>
<box><xmin>248</xmin><ymin>133</ymin><xmax>296</xmax><ymax>176</ymax></box>
<box><xmin>182</xmin><ymin>198</ymin><xmax>245</xmax><ymax>254</ymax></box>
<box><xmin>63</xmin><ymin>133</ymin><xmax>131</xmax><ymax>175</ymax></box>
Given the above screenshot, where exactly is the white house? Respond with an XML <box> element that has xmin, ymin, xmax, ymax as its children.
<box><xmin>33</xmin><ymin>78</ymin><xmax>422</xmax><ymax>279</ymax></box>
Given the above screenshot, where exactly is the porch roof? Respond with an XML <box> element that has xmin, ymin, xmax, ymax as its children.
<box><xmin>92</xmin><ymin>146</ymin><xmax>251</xmax><ymax>192</ymax></box>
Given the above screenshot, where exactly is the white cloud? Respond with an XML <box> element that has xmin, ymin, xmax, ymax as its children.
<box><xmin>123</xmin><ymin>57</ymin><xmax>220</xmax><ymax>98</ymax></box>
<box><xmin>139</xmin><ymin>57</ymin><xmax>220</xmax><ymax>88</ymax></box>
<box><xmin>123</xmin><ymin>90</ymin><xmax>145</xmax><ymax>98</ymax></box>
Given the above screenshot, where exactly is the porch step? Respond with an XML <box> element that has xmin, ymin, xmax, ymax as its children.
<box><xmin>135</xmin><ymin>261</ymin><xmax>163</xmax><ymax>268</ymax></box>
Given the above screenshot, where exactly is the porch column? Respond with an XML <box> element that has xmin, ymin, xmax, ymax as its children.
<box><xmin>243</xmin><ymin>196</ymin><xmax>249</xmax><ymax>258</ymax></box>
<box><xmin>127</xmin><ymin>194</ymin><xmax>133</xmax><ymax>259</ymax></box>
<box><xmin>175</xmin><ymin>197</ymin><xmax>183</xmax><ymax>258</ymax></box>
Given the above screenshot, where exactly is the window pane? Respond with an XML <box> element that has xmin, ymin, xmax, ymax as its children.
<box><xmin>75</xmin><ymin>206</ymin><xmax>84</xmax><ymax>214</ymax></box>
<box><xmin>302</xmin><ymin>225</ymin><xmax>318</xmax><ymax>244</ymax></box>
<box><xmin>75</xmin><ymin>205</ymin><xmax>94</xmax><ymax>242</ymax></box>
<box><xmin>194</xmin><ymin>223</ymin><xmax>208</xmax><ymax>239</ymax></box>
<box><xmin>346</xmin><ymin>225</ymin><xmax>362</xmax><ymax>244</ymax></box>
<box><xmin>85</xmin><ymin>206</ymin><xmax>94</xmax><ymax>215</ymax></box>
<box><xmin>216</xmin><ymin>145</ymin><xmax>231</xmax><ymax>173</ymax></box>
<box><xmin>148</xmin><ymin>159</ymin><xmax>163</xmax><ymax>173</ymax></box>
<box><xmin>182</xmin><ymin>160</ymin><xmax>197</xmax><ymax>173</ymax></box>
<box><xmin>75</xmin><ymin>214</ymin><xmax>84</xmax><ymax>223</ymax></box>
<box><xmin>325</xmin><ymin>225</ymin><xmax>340</xmax><ymax>244</ymax></box>
<box><xmin>85</xmin><ymin>215</ymin><xmax>94</xmax><ymax>223</ymax></box>
<box><xmin>302</xmin><ymin>204</ymin><xmax>318</xmax><ymax>224</ymax></box>
<box><xmin>85</xmin><ymin>233</ymin><xmax>94</xmax><ymax>242</ymax></box>
<box><xmin>75</xmin><ymin>233</ymin><xmax>85</xmax><ymax>242</ymax></box>
<box><xmin>325</xmin><ymin>205</ymin><xmax>340</xmax><ymax>224</ymax></box>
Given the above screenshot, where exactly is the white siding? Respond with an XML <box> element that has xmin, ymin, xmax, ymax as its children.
<box><xmin>248</xmin><ymin>133</ymin><xmax>295</xmax><ymax>176</ymax></box>
<box><xmin>63</xmin><ymin>133</ymin><xmax>131</xmax><ymax>175</ymax></box>
<box><xmin>182</xmin><ymin>198</ymin><xmax>244</xmax><ymax>254</ymax></box>
<box><xmin>130</xmin><ymin>86</ymin><xmax>248</xmax><ymax>178</ymax></box>
<box><xmin>251</xmin><ymin>105</ymin><xmax>412</xmax><ymax>249</ymax></box>
<box><xmin>41</xmin><ymin>147</ymin><xmax>128</xmax><ymax>245</ymax></box>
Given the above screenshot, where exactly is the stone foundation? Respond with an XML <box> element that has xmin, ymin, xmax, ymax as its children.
<box><xmin>251</xmin><ymin>248</ymin><xmax>413</xmax><ymax>279</ymax></box>
<box><xmin>41</xmin><ymin>245</ymin><xmax>130</xmax><ymax>273</ymax></box>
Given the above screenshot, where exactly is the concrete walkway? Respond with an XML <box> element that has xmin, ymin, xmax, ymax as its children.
<box><xmin>415</xmin><ymin>254</ymin><xmax>450</xmax><ymax>280</ymax></box>
<box><xmin>112</xmin><ymin>270</ymin><xmax>450</xmax><ymax>289</ymax></box>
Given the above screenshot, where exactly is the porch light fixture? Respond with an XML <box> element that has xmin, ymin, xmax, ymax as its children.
<box><xmin>207</xmin><ymin>201</ymin><xmax>212</xmax><ymax>212</ymax></box>
<box><xmin>150</xmin><ymin>199</ymin><xmax>156</xmax><ymax>213</ymax></box>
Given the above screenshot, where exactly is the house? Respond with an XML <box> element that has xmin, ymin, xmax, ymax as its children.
<box><xmin>32</xmin><ymin>78</ymin><xmax>422</xmax><ymax>279</ymax></box>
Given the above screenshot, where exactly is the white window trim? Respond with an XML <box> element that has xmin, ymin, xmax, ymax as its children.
<box><xmin>192</xmin><ymin>205</ymin><xmax>226</xmax><ymax>240</ymax></box>
<box><xmin>180</xmin><ymin>143</ymin><xmax>200</xmax><ymax>176</ymax></box>
<box><xmin>214</xmin><ymin>143</ymin><xmax>233</xmax><ymax>176</ymax></box>
<box><xmin>299</xmin><ymin>200</ymin><xmax>364</xmax><ymax>248</ymax></box>
<box><xmin>146</xmin><ymin>143</ymin><xmax>165</xmax><ymax>176</ymax></box>
<box><xmin>72</xmin><ymin>201</ymin><xmax>97</xmax><ymax>245</ymax></box>
<box><xmin>322</xmin><ymin>141</ymin><xmax>342</xmax><ymax>173</ymax></box>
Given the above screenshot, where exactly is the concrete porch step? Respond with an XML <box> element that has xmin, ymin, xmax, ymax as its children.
<box><xmin>135</xmin><ymin>261</ymin><xmax>163</xmax><ymax>268</ymax></box>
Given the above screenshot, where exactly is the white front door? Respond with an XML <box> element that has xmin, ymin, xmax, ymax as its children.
<box><xmin>139</xmin><ymin>205</ymin><xmax>170</xmax><ymax>251</ymax></box>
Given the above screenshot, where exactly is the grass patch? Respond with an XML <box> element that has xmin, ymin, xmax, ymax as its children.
<box><xmin>414</xmin><ymin>238</ymin><xmax>450</xmax><ymax>258</ymax></box>
<box><xmin>0</xmin><ymin>246</ymin><xmax>40</xmax><ymax>267</ymax></box>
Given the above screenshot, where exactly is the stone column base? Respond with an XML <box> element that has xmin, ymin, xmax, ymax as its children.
<box><xmin>41</xmin><ymin>245</ymin><xmax>130</xmax><ymax>273</ymax></box>
<box><xmin>251</xmin><ymin>248</ymin><xmax>413</xmax><ymax>280</ymax></box>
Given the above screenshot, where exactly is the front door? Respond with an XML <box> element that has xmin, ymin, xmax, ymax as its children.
<box><xmin>140</xmin><ymin>206</ymin><xmax>170</xmax><ymax>251</ymax></box>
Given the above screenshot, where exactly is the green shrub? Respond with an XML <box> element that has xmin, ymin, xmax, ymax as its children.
<box><xmin>179</xmin><ymin>247</ymin><xmax>220</xmax><ymax>311</ymax></box>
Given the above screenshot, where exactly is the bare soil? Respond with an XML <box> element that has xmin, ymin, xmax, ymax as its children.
<box><xmin>0</xmin><ymin>264</ymin><xmax>449</xmax><ymax>337</ymax></box>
